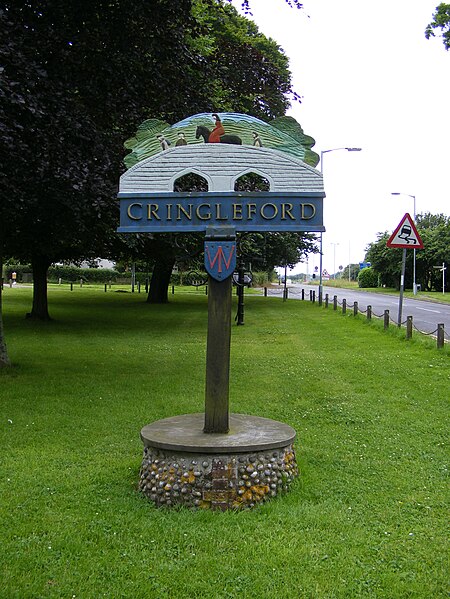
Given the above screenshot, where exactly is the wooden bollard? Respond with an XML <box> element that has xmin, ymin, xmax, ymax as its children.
<box><xmin>406</xmin><ymin>315</ymin><xmax>413</xmax><ymax>339</ymax></box>
<box><xmin>301</xmin><ymin>289</ymin><xmax>305</xmax><ymax>300</ymax></box>
<box><xmin>312</xmin><ymin>290</ymin><xmax>315</xmax><ymax>303</ymax></box>
<box><xmin>325</xmin><ymin>293</ymin><xmax>329</xmax><ymax>308</ymax></box>
<box><xmin>264</xmin><ymin>287</ymin><xmax>267</xmax><ymax>297</ymax></box>
<box><xmin>333</xmin><ymin>295</ymin><xmax>337</xmax><ymax>310</ymax></box>
<box><xmin>437</xmin><ymin>324</ymin><xmax>444</xmax><ymax>349</ymax></box>
<box><xmin>384</xmin><ymin>310</ymin><xmax>389</xmax><ymax>330</ymax></box>
<box><xmin>367</xmin><ymin>305</ymin><xmax>372</xmax><ymax>320</ymax></box>
<box><xmin>353</xmin><ymin>301</ymin><xmax>358</xmax><ymax>317</ymax></box>
<box><xmin>342</xmin><ymin>299</ymin><xmax>346</xmax><ymax>314</ymax></box>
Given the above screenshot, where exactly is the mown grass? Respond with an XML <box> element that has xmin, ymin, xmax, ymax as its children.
<box><xmin>1</xmin><ymin>287</ymin><xmax>448</xmax><ymax>598</ymax></box>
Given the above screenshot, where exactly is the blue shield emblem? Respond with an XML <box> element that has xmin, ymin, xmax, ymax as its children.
<box><xmin>204</xmin><ymin>241</ymin><xmax>236</xmax><ymax>281</ymax></box>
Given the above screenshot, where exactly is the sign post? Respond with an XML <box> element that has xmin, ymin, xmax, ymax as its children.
<box><xmin>387</xmin><ymin>213</ymin><xmax>424</xmax><ymax>326</ymax></box>
<box><xmin>117</xmin><ymin>112</ymin><xmax>326</xmax><ymax>509</ymax></box>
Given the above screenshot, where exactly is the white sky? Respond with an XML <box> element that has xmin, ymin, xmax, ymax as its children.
<box><xmin>233</xmin><ymin>0</ymin><xmax>450</xmax><ymax>274</ymax></box>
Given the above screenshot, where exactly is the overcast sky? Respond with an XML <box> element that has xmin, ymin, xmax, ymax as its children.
<box><xmin>233</xmin><ymin>0</ymin><xmax>450</xmax><ymax>275</ymax></box>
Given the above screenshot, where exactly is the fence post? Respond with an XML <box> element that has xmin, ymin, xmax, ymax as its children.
<box><xmin>301</xmin><ymin>289</ymin><xmax>305</xmax><ymax>301</ymax></box>
<box><xmin>406</xmin><ymin>315</ymin><xmax>413</xmax><ymax>340</ymax></box>
<box><xmin>342</xmin><ymin>299</ymin><xmax>346</xmax><ymax>315</ymax></box>
<box><xmin>384</xmin><ymin>309</ymin><xmax>389</xmax><ymax>330</ymax></box>
<box><xmin>264</xmin><ymin>287</ymin><xmax>267</xmax><ymax>297</ymax></box>
<box><xmin>333</xmin><ymin>295</ymin><xmax>337</xmax><ymax>310</ymax></box>
<box><xmin>437</xmin><ymin>323</ymin><xmax>444</xmax><ymax>349</ymax></box>
<box><xmin>312</xmin><ymin>290</ymin><xmax>316</xmax><ymax>304</ymax></box>
<box><xmin>367</xmin><ymin>305</ymin><xmax>372</xmax><ymax>320</ymax></box>
<box><xmin>353</xmin><ymin>301</ymin><xmax>358</xmax><ymax>317</ymax></box>
<box><xmin>325</xmin><ymin>293</ymin><xmax>329</xmax><ymax>308</ymax></box>
<box><xmin>309</xmin><ymin>290</ymin><xmax>312</xmax><ymax>301</ymax></box>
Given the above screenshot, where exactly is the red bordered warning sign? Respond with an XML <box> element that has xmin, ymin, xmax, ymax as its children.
<box><xmin>387</xmin><ymin>213</ymin><xmax>424</xmax><ymax>249</ymax></box>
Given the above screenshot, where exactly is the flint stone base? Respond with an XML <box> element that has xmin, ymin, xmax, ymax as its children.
<box><xmin>139</xmin><ymin>413</ymin><xmax>299</xmax><ymax>510</ymax></box>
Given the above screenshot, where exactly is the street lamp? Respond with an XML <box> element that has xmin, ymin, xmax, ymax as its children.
<box><xmin>391</xmin><ymin>192</ymin><xmax>417</xmax><ymax>295</ymax></box>
<box><xmin>330</xmin><ymin>243</ymin><xmax>339</xmax><ymax>281</ymax></box>
<box><xmin>319</xmin><ymin>147</ymin><xmax>362</xmax><ymax>297</ymax></box>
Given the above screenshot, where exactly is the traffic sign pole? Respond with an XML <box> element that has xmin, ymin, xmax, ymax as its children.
<box><xmin>397</xmin><ymin>249</ymin><xmax>407</xmax><ymax>327</ymax></box>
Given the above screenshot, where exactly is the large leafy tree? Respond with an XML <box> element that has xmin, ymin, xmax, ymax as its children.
<box><xmin>1</xmin><ymin>0</ymin><xmax>209</xmax><ymax>319</ymax></box>
<box><xmin>1</xmin><ymin>0</ymin><xmax>303</xmax><ymax>315</ymax></box>
<box><xmin>425</xmin><ymin>3</ymin><xmax>450</xmax><ymax>50</ymax></box>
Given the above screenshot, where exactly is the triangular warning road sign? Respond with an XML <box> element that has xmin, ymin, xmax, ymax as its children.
<box><xmin>387</xmin><ymin>213</ymin><xmax>424</xmax><ymax>249</ymax></box>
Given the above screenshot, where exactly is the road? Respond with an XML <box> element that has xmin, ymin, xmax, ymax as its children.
<box><xmin>264</xmin><ymin>283</ymin><xmax>450</xmax><ymax>338</ymax></box>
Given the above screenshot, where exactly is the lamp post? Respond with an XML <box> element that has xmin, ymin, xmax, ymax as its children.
<box><xmin>319</xmin><ymin>147</ymin><xmax>362</xmax><ymax>297</ymax></box>
<box><xmin>391</xmin><ymin>192</ymin><xmax>417</xmax><ymax>295</ymax></box>
<box><xmin>331</xmin><ymin>243</ymin><xmax>339</xmax><ymax>281</ymax></box>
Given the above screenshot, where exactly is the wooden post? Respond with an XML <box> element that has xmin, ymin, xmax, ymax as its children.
<box><xmin>353</xmin><ymin>301</ymin><xmax>358</xmax><ymax>316</ymax></box>
<box><xmin>333</xmin><ymin>295</ymin><xmax>337</xmax><ymax>310</ymax></box>
<box><xmin>437</xmin><ymin>324</ymin><xmax>444</xmax><ymax>349</ymax></box>
<box><xmin>301</xmin><ymin>289</ymin><xmax>305</xmax><ymax>300</ymax></box>
<box><xmin>264</xmin><ymin>287</ymin><xmax>267</xmax><ymax>297</ymax></box>
<box><xmin>384</xmin><ymin>309</ymin><xmax>389</xmax><ymax>330</ymax></box>
<box><xmin>204</xmin><ymin>275</ymin><xmax>232</xmax><ymax>434</ymax></box>
<box><xmin>406</xmin><ymin>316</ymin><xmax>413</xmax><ymax>339</ymax></box>
<box><xmin>325</xmin><ymin>293</ymin><xmax>329</xmax><ymax>308</ymax></box>
<box><xmin>342</xmin><ymin>298</ymin><xmax>346</xmax><ymax>314</ymax></box>
<box><xmin>367</xmin><ymin>305</ymin><xmax>372</xmax><ymax>320</ymax></box>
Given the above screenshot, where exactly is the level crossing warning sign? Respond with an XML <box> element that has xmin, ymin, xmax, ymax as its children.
<box><xmin>386</xmin><ymin>213</ymin><xmax>424</xmax><ymax>249</ymax></box>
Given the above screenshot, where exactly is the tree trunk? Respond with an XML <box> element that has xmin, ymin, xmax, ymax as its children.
<box><xmin>0</xmin><ymin>256</ymin><xmax>11</xmax><ymax>367</ymax></box>
<box><xmin>147</xmin><ymin>258</ymin><xmax>175</xmax><ymax>304</ymax></box>
<box><xmin>27</xmin><ymin>255</ymin><xmax>52</xmax><ymax>320</ymax></box>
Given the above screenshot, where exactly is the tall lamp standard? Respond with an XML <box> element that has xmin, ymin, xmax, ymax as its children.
<box><xmin>391</xmin><ymin>192</ymin><xmax>417</xmax><ymax>295</ymax></box>
<box><xmin>319</xmin><ymin>147</ymin><xmax>362</xmax><ymax>298</ymax></box>
<box><xmin>331</xmin><ymin>242</ymin><xmax>339</xmax><ymax>281</ymax></box>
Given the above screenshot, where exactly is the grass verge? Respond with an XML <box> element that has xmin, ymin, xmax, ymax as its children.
<box><xmin>1</xmin><ymin>288</ymin><xmax>448</xmax><ymax>598</ymax></box>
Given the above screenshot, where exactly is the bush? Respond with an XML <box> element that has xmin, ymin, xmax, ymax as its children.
<box><xmin>48</xmin><ymin>266</ymin><xmax>121</xmax><ymax>283</ymax></box>
<box><xmin>358</xmin><ymin>267</ymin><xmax>379</xmax><ymax>288</ymax></box>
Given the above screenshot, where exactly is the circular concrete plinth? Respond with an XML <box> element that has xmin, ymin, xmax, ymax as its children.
<box><xmin>140</xmin><ymin>413</ymin><xmax>296</xmax><ymax>453</ymax></box>
<box><xmin>139</xmin><ymin>413</ymin><xmax>299</xmax><ymax>510</ymax></box>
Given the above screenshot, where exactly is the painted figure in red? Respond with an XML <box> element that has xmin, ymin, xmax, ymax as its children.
<box><xmin>208</xmin><ymin>113</ymin><xmax>225</xmax><ymax>143</ymax></box>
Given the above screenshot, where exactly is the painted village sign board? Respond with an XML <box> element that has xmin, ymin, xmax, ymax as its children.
<box><xmin>118</xmin><ymin>112</ymin><xmax>325</xmax><ymax>238</ymax></box>
<box><xmin>118</xmin><ymin>114</ymin><xmax>325</xmax><ymax>441</ymax></box>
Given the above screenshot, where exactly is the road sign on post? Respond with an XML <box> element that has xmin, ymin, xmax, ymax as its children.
<box><xmin>387</xmin><ymin>213</ymin><xmax>424</xmax><ymax>326</ymax></box>
<box><xmin>386</xmin><ymin>213</ymin><xmax>423</xmax><ymax>249</ymax></box>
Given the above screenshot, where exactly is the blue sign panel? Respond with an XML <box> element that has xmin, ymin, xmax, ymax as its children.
<box><xmin>118</xmin><ymin>192</ymin><xmax>324</xmax><ymax>234</ymax></box>
<box><xmin>204</xmin><ymin>241</ymin><xmax>237</xmax><ymax>281</ymax></box>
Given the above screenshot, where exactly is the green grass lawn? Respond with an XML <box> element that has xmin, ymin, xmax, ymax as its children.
<box><xmin>1</xmin><ymin>287</ymin><xmax>448</xmax><ymax>598</ymax></box>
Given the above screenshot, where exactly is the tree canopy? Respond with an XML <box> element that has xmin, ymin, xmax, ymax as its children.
<box><xmin>425</xmin><ymin>3</ymin><xmax>450</xmax><ymax>50</ymax></box>
<box><xmin>1</xmin><ymin>0</ymin><xmax>309</xmax><ymax>317</ymax></box>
